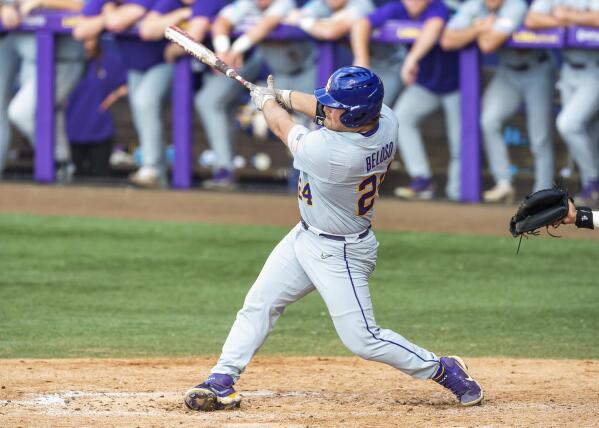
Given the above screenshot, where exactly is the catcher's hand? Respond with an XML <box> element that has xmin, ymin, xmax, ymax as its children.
<box><xmin>509</xmin><ymin>187</ymin><xmax>570</xmax><ymax>238</ymax></box>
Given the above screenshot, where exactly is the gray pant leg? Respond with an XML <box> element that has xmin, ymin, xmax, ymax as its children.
<box><xmin>127</xmin><ymin>63</ymin><xmax>172</xmax><ymax>172</ymax></box>
<box><xmin>556</xmin><ymin>65</ymin><xmax>599</xmax><ymax>184</ymax></box>
<box><xmin>195</xmin><ymin>54</ymin><xmax>263</xmax><ymax>171</ymax></box>
<box><xmin>441</xmin><ymin>91</ymin><xmax>461</xmax><ymax>200</ymax></box>
<box><xmin>480</xmin><ymin>70</ymin><xmax>522</xmax><ymax>184</ymax></box>
<box><xmin>393</xmin><ymin>84</ymin><xmax>441</xmax><ymax>179</ymax></box>
<box><xmin>0</xmin><ymin>35</ymin><xmax>20</xmax><ymax>174</ymax></box>
<box><xmin>521</xmin><ymin>63</ymin><xmax>555</xmax><ymax>191</ymax></box>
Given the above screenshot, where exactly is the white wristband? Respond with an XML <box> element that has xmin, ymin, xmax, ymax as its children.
<box><xmin>231</xmin><ymin>34</ymin><xmax>253</xmax><ymax>54</ymax></box>
<box><xmin>299</xmin><ymin>17</ymin><xmax>316</xmax><ymax>32</ymax></box>
<box><xmin>212</xmin><ymin>34</ymin><xmax>231</xmax><ymax>53</ymax></box>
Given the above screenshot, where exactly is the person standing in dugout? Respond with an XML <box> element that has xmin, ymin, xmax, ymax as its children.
<box><xmin>183</xmin><ymin>66</ymin><xmax>483</xmax><ymax>411</ymax></box>
<box><xmin>526</xmin><ymin>0</ymin><xmax>599</xmax><ymax>206</ymax></box>
<box><xmin>351</xmin><ymin>0</ymin><xmax>462</xmax><ymax>202</ymax></box>
<box><xmin>441</xmin><ymin>0</ymin><xmax>556</xmax><ymax>204</ymax></box>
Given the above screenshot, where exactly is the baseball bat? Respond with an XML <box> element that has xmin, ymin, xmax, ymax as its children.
<box><xmin>164</xmin><ymin>25</ymin><xmax>256</xmax><ymax>91</ymax></box>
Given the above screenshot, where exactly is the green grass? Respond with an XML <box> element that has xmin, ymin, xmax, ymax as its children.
<box><xmin>1</xmin><ymin>213</ymin><xmax>598</xmax><ymax>359</ymax></box>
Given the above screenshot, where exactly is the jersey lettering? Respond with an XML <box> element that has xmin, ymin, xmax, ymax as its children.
<box><xmin>365</xmin><ymin>142</ymin><xmax>394</xmax><ymax>173</ymax></box>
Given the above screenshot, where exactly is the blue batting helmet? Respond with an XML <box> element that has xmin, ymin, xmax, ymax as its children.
<box><xmin>314</xmin><ymin>66</ymin><xmax>384</xmax><ymax>128</ymax></box>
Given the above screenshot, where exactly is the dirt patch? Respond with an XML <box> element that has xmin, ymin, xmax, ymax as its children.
<box><xmin>1</xmin><ymin>183</ymin><xmax>597</xmax><ymax>239</ymax></box>
<box><xmin>1</xmin><ymin>357</ymin><xmax>598</xmax><ymax>427</ymax></box>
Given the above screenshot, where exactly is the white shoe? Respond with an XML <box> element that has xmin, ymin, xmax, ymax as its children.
<box><xmin>483</xmin><ymin>183</ymin><xmax>515</xmax><ymax>204</ymax></box>
<box><xmin>129</xmin><ymin>166</ymin><xmax>161</xmax><ymax>188</ymax></box>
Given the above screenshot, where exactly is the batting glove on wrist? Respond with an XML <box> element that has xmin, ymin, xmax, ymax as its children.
<box><xmin>267</xmin><ymin>75</ymin><xmax>293</xmax><ymax>111</ymax></box>
<box><xmin>250</xmin><ymin>85</ymin><xmax>276</xmax><ymax>111</ymax></box>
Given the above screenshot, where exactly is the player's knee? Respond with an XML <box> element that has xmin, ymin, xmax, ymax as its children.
<box><xmin>480</xmin><ymin>110</ymin><xmax>501</xmax><ymax>134</ymax></box>
<box><xmin>338</xmin><ymin>330</ymin><xmax>379</xmax><ymax>360</ymax></box>
<box><xmin>7</xmin><ymin>98</ymin><xmax>33</xmax><ymax>129</ymax></box>
<box><xmin>556</xmin><ymin>112</ymin><xmax>584</xmax><ymax>138</ymax></box>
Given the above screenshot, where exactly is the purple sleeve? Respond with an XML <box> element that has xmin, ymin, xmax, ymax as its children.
<box><xmin>192</xmin><ymin>0</ymin><xmax>228</xmax><ymax>18</ymax></box>
<box><xmin>152</xmin><ymin>0</ymin><xmax>182</xmax><ymax>13</ymax></box>
<box><xmin>422</xmin><ymin>0</ymin><xmax>449</xmax><ymax>21</ymax></box>
<box><xmin>127</xmin><ymin>0</ymin><xmax>154</xmax><ymax>9</ymax></box>
<box><xmin>83</xmin><ymin>0</ymin><xmax>109</xmax><ymax>16</ymax></box>
<box><xmin>367</xmin><ymin>2</ymin><xmax>403</xmax><ymax>28</ymax></box>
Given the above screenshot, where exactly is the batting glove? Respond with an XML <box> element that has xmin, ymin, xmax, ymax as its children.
<box><xmin>267</xmin><ymin>75</ymin><xmax>293</xmax><ymax>111</ymax></box>
<box><xmin>250</xmin><ymin>85</ymin><xmax>276</xmax><ymax>111</ymax></box>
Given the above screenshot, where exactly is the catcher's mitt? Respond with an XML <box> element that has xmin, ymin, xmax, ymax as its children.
<box><xmin>509</xmin><ymin>187</ymin><xmax>570</xmax><ymax>243</ymax></box>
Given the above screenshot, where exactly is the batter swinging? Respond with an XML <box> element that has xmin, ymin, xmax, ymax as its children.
<box><xmin>184</xmin><ymin>66</ymin><xmax>483</xmax><ymax>411</ymax></box>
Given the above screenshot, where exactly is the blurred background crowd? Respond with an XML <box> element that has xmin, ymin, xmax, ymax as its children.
<box><xmin>0</xmin><ymin>0</ymin><xmax>598</xmax><ymax>205</ymax></box>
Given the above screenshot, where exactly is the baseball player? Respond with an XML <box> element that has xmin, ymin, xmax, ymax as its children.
<box><xmin>196</xmin><ymin>0</ymin><xmax>316</xmax><ymax>189</ymax></box>
<box><xmin>286</xmin><ymin>0</ymin><xmax>406</xmax><ymax>106</ymax></box>
<box><xmin>526</xmin><ymin>0</ymin><xmax>599</xmax><ymax>206</ymax></box>
<box><xmin>442</xmin><ymin>0</ymin><xmax>556</xmax><ymax>204</ymax></box>
<box><xmin>183</xmin><ymin>66</ymin><xmax>483</xmax><ymax>411</ymax></box>
<box><xmin>351</xmin><ymin>0</ymin><xmax>461</xmax><ymax>201</ymax></box>
<box><xmin>0</xmin><ymin>1</ymin><xmax>20</xmax><ymax>176</ymax></box>
<box><xmin>74</xmin><ymin>0</ymin><xmax>173</xmax><ymax>188</ymax></box>
<box><xmin>5</xmin><ymin>0</ymin><xmax>85</xmax><ymax>183</ymax></box>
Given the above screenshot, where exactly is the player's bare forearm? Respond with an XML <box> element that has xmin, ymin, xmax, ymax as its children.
<box><xmin>139</xmin><ymin>8</ymin><xmax>192</xmax><ymax>40</ymax></box>
<box><xmin>407</xmin><ymin>18</ymin><xmax>444</xmax><ymax>62</ymax></box>
<box><xmin>350</xmin><ymin>18</ymin><xmax>371</xmax><ymax>67</ymax></box>
<box><xmin>524</xmin><ymin>11</ymin><xmax>563</xmax><ymax>29</ymax></box>
<box><xmin>40</xmin><ymin>0</ymin><xmax>83</xmax><ymax>12</ymax></box>
<box><xmin>243</xmin><ymin>15</ymin><xmax>282</xmax><ymax>45</ymax></box>
<box><xmin>261</xmin><ymin>99</ymin><xmax>297</xmax><ymax>147</ymax></box>
<box><xmin>73</xmin><ymin>15</ymin><xmax>104</xmax><ymax>39</ymax></box>
<box><xmin>477</xmin><ymin>30</ymin><xmax>509</xmax><ymax>53</ymax></box>
<box><xmin>104</xmin><ymin>3</ymin><xmax>146</xmax><ymax>32</ymax></box>
<box><xmin>186</xmin><ymin>16</ymin><xmax>210</xmax><ymax>41</ymax></box>
<box><xmin>288</xmin><ymin>91</ymin><xmax>317</xmax><ymax>119</ymax></box>
<box><xmin>441</xmin><ymin>26</ymin><xmax>481</xmax><ymax>50</ymax></box>
<box><xmin>306</xmin><ymin>19</ymin><xmax>351</xmax><ymax>40</ymax></box>
<box><xmin>564</xmin><ymin>10</ymin><xmax>599</xmax><ymax>26</ymax></box>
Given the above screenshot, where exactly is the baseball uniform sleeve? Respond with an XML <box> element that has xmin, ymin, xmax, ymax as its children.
<box><xmin>368</xmin><ymin>2</ymin><xmax>402</xmax><ymax>28</ymax></box>
<box><xmin>83</xmin><ymin>0</ymin><xmax>109</xmax><ymax>16</ymax></box>
<box><xmin>192</xmin><ymin>0</ymin><xmax>228</xmax><ymax>18</ymax></box>
<box><xmin>220</xmin><ymin>0</ymin><xmax>254</xmax><ymax>25</ymax></box>
<box><xmin>591</xmin><ymin>0</ymin><xmax>599</xmax><ymax>12</ymax></box>
<box><xmin>288</xmin><ymin>125</ymin><xmax>331</xmax><ymax>179</ymax></box>
<box><xmin>446</xmin><ymin>0</ymin><xmax>480</xmax><ymax>30</ymax></box>
<box><xmin>300</xmin><ymin>0</ymin><xmax>331</xmax><ymax>18</ymax></box>
<box><xmin>152</xmin><ymin>0</ymin><xmax>181</xmax><ymax>14</ymax></box>
<box><xmin>493</xmin><ymin>0</ymin><xmax>527</xmax><ymax>34</ymax></box>
<box><xmin>265</xmin><ymin>0</ymin><xmax>295</xmax><ymax>18</ymax></box>
<box><xmin>422</xmin><ymin>0</ymin><xmax>449</xmax><ymax>21</ymax></box>
<box><xmin>528</xmin><ymin>0</ymin><xmax>553</xmax><ymax>14</ymax></box>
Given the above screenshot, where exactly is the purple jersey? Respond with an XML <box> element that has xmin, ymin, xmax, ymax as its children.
<box><xmin>83</xmin><ymin>0</ymin><xmax>166</xmax><ymax>71</ymax></box>
<box><xmin>192</xmin><ymin>0</ymin><xmax>228</xmax><ymax>17</ymax></box>
<box><xmin>368</xmin><ymin>0</ymin><xmax>458</xmax><ymax>94</ymax></box>
<box><xmin>152</xmin><ymin>0</ymin><xmax>185</xmax><ymax>13</ymax></box>
<box><xmin>66</xmin><ymin>40</ymin><xmax>128</xmax><ymax>143</ymax></box>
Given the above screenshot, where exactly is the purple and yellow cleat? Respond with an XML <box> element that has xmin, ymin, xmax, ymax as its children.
<box><xmin>184</xmin><ymin>373</ymin><xmax>241</xmax><ymax>411</ymax></box>
<box><xmin>433</xmin><ymin>356</ymin><xmax>484</xmax><ymax>406</ymax></box>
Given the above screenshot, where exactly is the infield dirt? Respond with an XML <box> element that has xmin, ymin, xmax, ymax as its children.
<box><xmin>1</xmin><ymin>183</ymin><xmax>598</xmax><ymax>427</ymax></box>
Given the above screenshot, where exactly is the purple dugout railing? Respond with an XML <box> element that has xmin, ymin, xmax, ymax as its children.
<box><xmin>2</xmin><ymin>14</ymin><xmax>599</xmax><ymax>199</ymax></box>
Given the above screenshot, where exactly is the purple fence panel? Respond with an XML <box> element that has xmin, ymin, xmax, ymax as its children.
<box><xmin>567</xmin><ymin>26</ymin><xmax>599</xmax><ymax>48</ymax></box>
<box><xmin>507</xmin><ymin>27</ymin><xmax>564</xmax><ymax>48</ymax></box>
<box><xmin>459</xmin><ymin>46</ymin><xmax>481</xmax><ymax>203</ymax></box>
<box><xmin>35</xmin><ymin>30</ymin><xmax>56</xmax><ymax>183</ymax></box>
<box><xmin>172</xmin><ymin>58</ymin><xmax>193</xmax><ymax>189</ymax></box>
<box><xmin>371</xmin><ymin>20</ymin><xmax>420</xmax><ymax>44</ymax></box>
<box><xmin>317</xmin><ymin>42</ymin><xmax>336</xmax><ymax>87</ymax></box>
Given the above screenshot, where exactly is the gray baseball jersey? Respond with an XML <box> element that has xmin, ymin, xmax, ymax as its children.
<box><xmin>287</xmin><ymin>104</ymin><xmax>397</xmax><ymax>235</ymax></box>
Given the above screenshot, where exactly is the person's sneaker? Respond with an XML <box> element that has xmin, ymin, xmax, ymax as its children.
<box><xmin>128</xmin><ymin>166</ymin><xmax>161</xmax><ymax>188</ymax></box>
<box><xmin>574</xmin><ymin>180</ymin><xmax>599</xmax><ymax>206</ymax></box>
<box><xmin>483</xmin><ymin>182</ymin><xmax>515</xmax><ymax>204</ymax></box>
<box><xmin>56</xmin><ymin>161</ymin><xmax>76</xmax><ymax>184</ymax></box>
<box><xmin>184</xmin><ymin>373</ymin><xmax>241</xmax><ymax>411</ymax></box>
<box><xmin>202</xmin><ymin>168</ymin><xmax>235</xmax><ymax>190</ymax></box>
<box><xmin>394</xmin><ymin>177</ymin><xmax>435</xmax><ymax>200</ymax></box>
<box><xmin>432</xmin><ymin>356</ymin><xmax>484</xmax><ymax>406</ymax></box>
